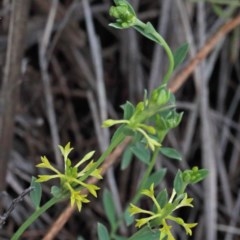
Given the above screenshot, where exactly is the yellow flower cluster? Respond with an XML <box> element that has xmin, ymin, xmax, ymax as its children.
<box><xmin>129</xmin><ymin>184</ymin><xmax>197</xmax><ymax>240</ymax></box>
<box><xmin>36</xmin><ymin>143</ymin><xmax>102</xmax><ymax>211</ymax></box>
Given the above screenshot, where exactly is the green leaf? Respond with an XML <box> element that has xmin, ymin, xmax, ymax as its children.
<box><xmin>152</xmin><ymin>188</ymin><xmax>168</xmax><ymax>213</ymax></box>
<box><xmin>173</xmin><ymin>43</ymin><xmax>189</xmax><ymax>69</ymax></box>
<box><xmin>114</xmin><ymin>236</ymin><xmax>128</xmax><ymax>240</ymax></box>
<box><xmin>103</xmin><ymin>189</ymin><xmax>116</xmax><ymax>229</ymax></box>
<box><xmin>128</xmin><ymin>226</ymin><xmax>160</xmax><ymax>240</ymax></box>
<box><xmin>121</xmin><ymin>146</ymin><xmax>133</xmax><ymax>170</ymax></box>
<box><xmin>134</xmin><ymin>25</ymin><xmax>160</xmax><ymax>45</ymax></box>
<box><xmin>124</xmin><ymin>209</ymin><xmax>134</xmax><ymax>226</ymax></box>
<box><xmin>109</xmin><ymin>22</ymin><xmax>125</xmax><ymax>29</ymax></box>
<box><xmin>144</xmin><ymin>169</ymin><xmax>167</xmax><ymax>189</ymax></box>
<box><xmin>144</xmin><ymin>22</ymin><xmax>156</xmax><ymax>35</ymax></box>
<box><xmin>51</xmin><ymin>186</ymin><xmax>62</xmax><ymax>198</ymax></box>
<box><xmin>130</xmin><ymin>143</ymin><xmax>150</xmax><ymax>165</ymax></box>
<box><xmin>122</xmin><ymin>126</ymin><xmax>135</xmax><ymax>136</ymax></box>
<box><xmin>111</xmin><ymin>125</ymin><xmax>125</xmax><ymax>143</ymax></box>
<box><xmin>97</xmin><ymin>223</ymin><xmax>110</xmax><ymax>240</ymax></box>
<box><xmin>121</xmin><ymin>101</ymin><xmax>135</xmax><ymax>120</ymax></box>
<box><xmin>30</xmin><ymin>177</ymin><xmax>42</xmax><ymax>209</ymax></box>
<box><xmin>159</xmin><ymin>147</ymin><xmax>182</xmax><ymax>161</ymax></box>
<box><xmin>156</xmin><ymin>189</ymin><xmax>168</xmax><ymax>208</ymax></box>
<box><xmin>174</xmin><ymin>170</ymin><xmax>185</xmax><ymax>195</ymax></box>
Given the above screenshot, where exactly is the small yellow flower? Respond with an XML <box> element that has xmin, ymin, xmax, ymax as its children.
<box><xmin>136</xmin><ymin>128</ymin><xmax>161</xmax><ymax>151</ymax></box>
<box><xmin>36</xmin><ymin>143</ymin><xmax>102</xmax><ymax>211</ymax></box>
<box><xmin>129</xmin><ymin>184</ymin><xmax>198</xmax><ymax>240</ymax></box>
<box><xmin>129</xmin><ymin>203</ymin><xmax>153</xmax><ymax>216</ymax></box>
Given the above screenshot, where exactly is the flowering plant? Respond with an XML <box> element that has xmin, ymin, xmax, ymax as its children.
<box><xmin>36</xmin><ymin>143</ymin><xmax>102</xmax><ymax>211</ymax></box>
<box><xmin>11</xmin><ymin>1</ymin><xmax>208</xmax><ymax>239</ymax></box>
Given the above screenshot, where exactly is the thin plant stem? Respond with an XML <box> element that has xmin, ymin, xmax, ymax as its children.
<box><xmin>150</xmin><ymin>32</ymin><xmax>174</xmax><ymax>85</ymax></box>
<box><xmin>11</xmin><ymin>196</ymin><xmax>61</xmax><ymax>240</ymax></box>
<box><xmin>79</xmin><ymin>130</ymin><xmax>126</xmax><ymax>182</ymax></box>
<box><xmin>132</xmin><ymin>149</ymin><xmax>159</xmax><ymax>204</ymax></box>
<box><xmin>110</xmin><ymin>149</ymin><xmax>159</xmax><ymax>236</ymax></box>
<box><xmin>134</xmin><ymin>20</ymin><xmax>174</xmax><ymax>85</ymax></box>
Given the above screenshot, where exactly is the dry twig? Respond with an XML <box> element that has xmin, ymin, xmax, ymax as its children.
<box><xmin>0</xmin><ymin>187</ymin><xmax>33</xmax><ymax>228</ymax></box>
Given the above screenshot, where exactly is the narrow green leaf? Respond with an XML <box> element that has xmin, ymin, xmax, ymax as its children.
<box><xmin>114</xmin><ymin>235</ymin><xmax>128</xmax><ymax>240</ymax></box>
<box><xmin>111</xmin><ymin>125</ymin><xmax>125</xmax><ymax>143</ymax></box>
<box><xmin>134</xmin><ymin>24</ymin><xmax>160</xmax><ymax>45</ymax></box>
<box><xmin>121</xmin><ymin>101</ymin><xmax>135</xmax><ymax>120</ymax></box>
<box><xmin>128</xmin><ymin>226</ymin><xmax>160</xmax><ymax>240</ymax></box>
<box><xmin>51</xmin><ymin>186</ymin><xmax>62</xmax><ymax>198</ymax></box>
<box><xmin>144</xmin><ymin>169</ymin><xmax>167</xmax><ymax>189</ymax></box>
<box><xmin>30</xmin><ymin>177</ymin><xmax>42</xmax><ymax>209</ymax></box>
<box><xmin>97</xmin><ymin>223</ymin><xmax>110</xmax><ymax>240</ymax></box>
<box><xmin>122</xmin><ymin>127</ymin><xmax>135</xmax><ymax>136</ymax></box>
<box><xmin>160</xmin><ymin>147</ymin><xmax>182</xmax><ymax>161</ymax></box>
<box><xmin>156</xmin><ymin>189</ymin><xmax>168</xmax><ymax>208</ymax></box>
<box><xmin>103</xmin><ymin>189</ymin><xmax>116</xmax><ymax>229</ymax></box>
<box><xmin>130</xmin><ymin>143</ymin><xmax>150</xmax><ymax>165</ymax></box>
<box><xmin>121</xmin><ymin>146</ymin><xmax>133</xmax><ymax>170</ymax></box>
<box><xmin>173</xmin><ymin>43</ymin><xmax>189</xmax><ymax>69</ymax></box>
<box><xmin>109</xmin><ymin>23</ymin><xmax>124</xmax><ymax>29</ymax></box>
<box><xmin>174</xmin><ymin>170</ymin><xmax>185</xmax><ymax>195</ymax></box>
<box><xmin>124</xmin><ymin>209</ymin><xmax>134</xmax><ymax>226</ymax></box>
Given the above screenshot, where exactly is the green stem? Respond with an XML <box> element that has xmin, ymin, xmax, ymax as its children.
<box><xmin>132</xmin><ymin>149</ymin><xmax>159</xmax><ymax>204</ymax></box>
<box><xmin>134</xmin><ymin>20</ymin><xmax>174</xmax><ymax>86</ymax></box>
<box><xmin>96</xmin><ymin>130</ymin><xmax>126</xmax><ymax>168</ymax></box>
<box><xmin>110</xmin><ymin>149</ymin><xmax>159</xmax><ymax>236</ymax></box>
<box><xmin>11</xmin><ymin>196</ymin><xmax>60</xmax><ymax>240</ymax></box>
<box><xmin>79</xmin><ymin>129</ymin><xmax>126</xmax><ymax>182</ymax></box>
<box><xmin>152</xmin><ymin>32</ymin><xmax>174</xmax><ymax>85</ymax></box>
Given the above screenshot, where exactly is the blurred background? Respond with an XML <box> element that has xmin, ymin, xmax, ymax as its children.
<box><xmin>0</xmin><ymin>0</ymin><xmax>239</xmax><ymax>239</ymax></box>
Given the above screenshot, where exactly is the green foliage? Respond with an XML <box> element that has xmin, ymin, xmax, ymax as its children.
<box><xmin>129</xmin><ymin>182</ymin><xmax>199</xmax><ymax>239</ymax></box>
<box><xmin>174</xmin><ymin>167</ymin><xmax>209</xmax><ymax>195</ymax></box>
<box><xmin>128</xmin><ymin>226</ymin><xmax>160</xmax><ymax>240</ymax></box>
<box><xmin>159</xmin><ymin>147</ymin><xmax>182</xmax><ymax>161</ymax></box>
<box><xmin>173</xmin><ymin>43</ymin><xmax>189</xmax><ymax>69</ymax></box>
<box><xmin>30</xmin><ymin>177</ymin><xmax>42</xmax><ymax>209</ymax></box>
<box><xmin>97</xmin><ymin>223</ymin><xmax>110</xmax><ymax>240</ymax></box>
<box><xmin>121</xmin><ymin>146</ymin><xmax>133</xmax><ymax>170</ymax></box>
<box><xmin>143</xmin><ymin>169</ymin><xmax>167</xmax><ymax>189</ymax></box>
<box><xmin>103</xmin><ymin>189</ymin><xmax>117</xmax><ymax>229</ymax></box>
<box><xmin>130</xmin><ymin>143</ymin><xmax>151</xmax><ymax>165</ymax></box>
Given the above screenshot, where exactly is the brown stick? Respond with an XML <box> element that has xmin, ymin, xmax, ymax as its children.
<box><xmin>0</xmin><ymin>1</ymin><xmax>31</xmax><ymax>192</ymax></box>
<box><xmin>169</xmin><ymin>14</ymin><xmax>240</xmax><ymax>93</ymax></box>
